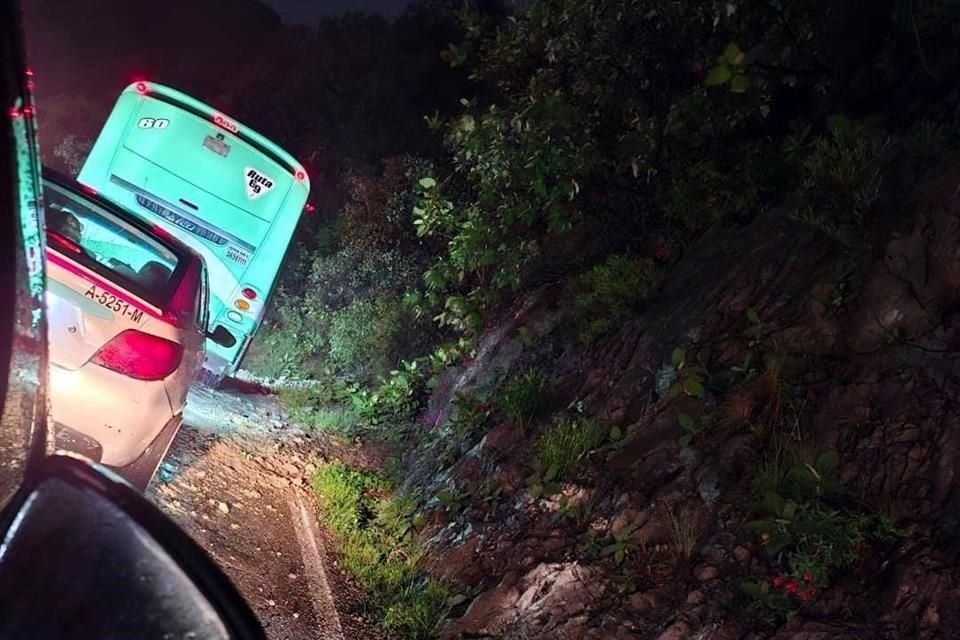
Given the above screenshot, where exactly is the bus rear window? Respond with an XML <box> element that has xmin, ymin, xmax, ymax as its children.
<box><xmin>43</xmin><ymin>181</ymin><xmax>183</xmax><ymax>308</ymax></box>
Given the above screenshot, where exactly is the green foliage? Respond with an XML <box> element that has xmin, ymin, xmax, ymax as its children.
<box><xmin>449</xmin><ymin>391</ymin><xmax>491</xmax><ymax>441</ymax></box>
<box><xmin>569</xmin><ymin>255</ymin><xmax>660</xmax><ymax>342</ymax></box>
<box><xmin>799</xmin><ymin>120</ymin><xmax>895</xmax><ymax>233</ymax></box>
<box><xmin>534</xmin><ymin>416</ymin><xmax>610</xmax><ymax>484</ymax></box>
<box><xmin>282</xmin><ymin>391</ymin><xmax>361</xmax><ymax>435</ymax></box>
<box><xmin>313</xmin><ymin>463</ymin><xmax>449</xmax><ymax>638</ymax></box>
<box><xmin>669</xmin><ymin>348</ymin><xmax>707</xmax><ymax>400</ymax></box>
<box><xmin>743</xmin><ymin>449</ymin><xmax>903</xmax><ymax>623</ymax></box>
<box><xmin>328</xmin><ymin>298</ymin><xmax>407</xmax><ymax>379</ymax></box>
<box><xmin>348</xmin><ymin>360</ymin><xmax>427</xmax><ymax>431</ymax></box>
<box><xmin>676</xmin><ymin>412</ymin><xmax>716</xmax><ymax>448</ymax></box>
<box><xmin>496</xmin><ymin>369</ymin><xmax>549</xmax><ymax>428</ymax></box>
<box><xmin>599</xmin><ymin>524</ymin><xmax>641</xmax><ymax>567</ymax></box>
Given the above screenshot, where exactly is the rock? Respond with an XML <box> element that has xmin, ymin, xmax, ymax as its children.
<box><xmin>218</xmin><ymin>502</ymin><xmax>230</xmax><ymax>514</ymax></box>
<box><xmin>733</xmin><ymin>546</ymin><xmax>751</xmax><ymax>565</ymax></box>
<box><xmin>694</xmin><ymin>564</ymin><xmax>719</xmax><ymax>582</ymax></box>
<box><xmin>611</xmin><ymin>508</ymin><xmax>649</xmax><ymax>534</ymax></box>
<box><xmin>687</xmin><ymin>590</ymin><xmax>706</xmax><ymax>605</ymax></box>
<box><xmin>656</xmin><ymin>621</ymin><xmax>691</xmax><ymax>640</ymax></box>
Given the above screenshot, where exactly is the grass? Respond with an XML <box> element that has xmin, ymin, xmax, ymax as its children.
<box><xmin>312</xmin><ymin>463</ymin><xmax>449</xmax><ymax>639</ymax></box>
<box><xmin>497</xmin><ymin>369</ymin><xmax>549</xmax><ymax>429</ymax></box>
<box><xmin>535</xmin><ymin>416</ymin><xmax>609</xmax><ymax>480</ymax></box>
<box><xmin>279</xmin><ymin>386</ymin><xmax>362</xmax><ymax>435</ymax></box>
<box><xmin>665</xmin><ymin>501</ymin><xmax>699</xmax><ymax>561</ymax></box>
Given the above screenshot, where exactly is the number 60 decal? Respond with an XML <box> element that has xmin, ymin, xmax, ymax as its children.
<box><xmin>137</xmin><ymin>117</ymin><xmax>169</xmax><ymax>129</ymax></box>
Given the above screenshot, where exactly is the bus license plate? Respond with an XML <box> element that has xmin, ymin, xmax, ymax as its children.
<box><xmin>202</xmin><ymin>135</ymin><xmax>230</xmax><ymax>157</ymax></box>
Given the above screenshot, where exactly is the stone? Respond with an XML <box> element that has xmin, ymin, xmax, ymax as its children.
<box><xmin>694</xmin><ymin>564</ymin><xmax>719</xmax><ymax>582</ymax></box>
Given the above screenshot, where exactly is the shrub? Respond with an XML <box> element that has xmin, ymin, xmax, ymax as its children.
<box><xmin>496</xmin><ymin>369</ymin><xmax>548</xmax><ymax>428</ymax></box>
<box><xmin>328</xmin><ymin>298</ymin><xmax>407</xmax><ymax>379</ymax></box>
<box><xmin>569</xmin><ymin>254</ymin><xmax>659</xmax><ymax>342</ymax></box>
<box><xmin>798</xmin><ymin>118</ymin><xmax>895</xmax><ymax>235</ymax></box>
<box><xmin>342</xmin><ymin>156</ymin><xmax>434</xmax><ymax>254</ymax></box>
<box><xmin>247</xmin><ymin>242</ymin><xmax>427</xmax><ymax>381</ymax></box>
<box><xmin>742</xmin><ymin>449</ymin><xmax>902</xmax><ymax>623</ymax></box>
<box><xmin>312</xmin><ymin>463</ymin><xmax>449</xmax><ymax>639</ymax></box>
<box><xmin>349</xmin><ymin>360</ymin><xmax>427</xmax><ymax>432</ymax></box>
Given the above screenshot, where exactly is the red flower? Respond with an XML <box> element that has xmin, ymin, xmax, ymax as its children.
<box><xmin>803</xmin><ymin>571</ymin><xmax>813</xmax><ymax>583</ymax></box>
<box><xmin>785</xmin><ymin>581</ymin><xmax>800</xmax><ymax>594</ymax></box>
<box><xmin>772</xmin><ymin>576</ymin><xmax>785</xmax><ymax>588</ymax></box>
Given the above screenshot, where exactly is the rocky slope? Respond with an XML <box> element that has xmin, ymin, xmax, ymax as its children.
<box><xmin>401</xmin><ymin>161</ymin><xmax>960</xmax><ymax>639</ymax></box>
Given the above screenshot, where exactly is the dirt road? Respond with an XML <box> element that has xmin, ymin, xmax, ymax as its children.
<box><xmin>146</xmin><ymin>381</ymin><xmax>378</xmax><ymax>640</ymax></box>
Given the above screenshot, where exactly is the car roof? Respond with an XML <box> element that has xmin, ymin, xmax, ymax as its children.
<box><xmin>40</xmin><ymin>166</ymin><xmax>202</xmax><ymax>267</ymax></box>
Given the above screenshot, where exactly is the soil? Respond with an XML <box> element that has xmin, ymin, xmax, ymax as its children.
<box><xmin>146</xmin><ymin>383</ymin><xmax>380</xmax><ymax>640</ymax></box>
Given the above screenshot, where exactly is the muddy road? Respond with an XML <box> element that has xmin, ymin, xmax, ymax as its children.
<box><xmin>145</xmin><ymin>381</ymin><xmax>378</xmax><ymax>640</ymax></box>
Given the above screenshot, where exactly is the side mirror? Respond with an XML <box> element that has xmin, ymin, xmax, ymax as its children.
<box><xmin>0</xmin><ymin>454</ymin><xmax>264</xmax><ymax>640</ymax></box>
<box><xmin>207</xmin><ymin>324</ymin><xmax>237</xmax><ymax>348</ymax></box>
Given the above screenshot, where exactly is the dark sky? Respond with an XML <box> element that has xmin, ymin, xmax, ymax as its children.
<box><xmin>261</xmin><ymin>0</ymin><xmax>410</xmax><ymax>23</ymax></box>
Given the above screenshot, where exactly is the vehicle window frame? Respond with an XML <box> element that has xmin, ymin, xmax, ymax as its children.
<box><xmin>0</xmin><ymin>0</ymin><xmax>50</xmax><ymax>509</ymax></box>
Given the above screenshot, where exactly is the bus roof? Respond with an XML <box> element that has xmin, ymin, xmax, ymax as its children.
<box><xmin>125</xmin><ymin>81</ymin><xmax>309</xmax><ymax>187</ymax></box>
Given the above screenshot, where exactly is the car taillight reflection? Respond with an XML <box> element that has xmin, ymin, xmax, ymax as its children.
<box><xmin>90</xmin><ymin>330</ymin><xmax>183</xmax><ymax>381</ymax></box>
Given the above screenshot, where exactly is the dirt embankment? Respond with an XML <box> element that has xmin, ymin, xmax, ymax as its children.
<box><xmin>402</xmin><ymin>164</ymin><xmax>960</xmax><ymax>639</ymax></box>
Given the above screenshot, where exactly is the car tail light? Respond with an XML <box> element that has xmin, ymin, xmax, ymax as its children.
<box><xmin>241</xmin><ymin>287</ymin><xmax>257</xmax><ymax>300</ymax></box>
<box><xmin>90</xmin><ymin>330</ymin><xmax>183</xmax><ymax>381</ymax></box>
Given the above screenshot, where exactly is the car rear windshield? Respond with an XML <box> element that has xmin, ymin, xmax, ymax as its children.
<box><xmin>43</xmin><ymin>180</ymin><xmax>183</xmax><ymax>309</ymax></box>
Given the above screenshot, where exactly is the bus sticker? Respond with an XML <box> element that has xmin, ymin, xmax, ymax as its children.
<box><xmin>245</xmin><ymin>167</ymin><xmax>275</xmax><ymax>200</ymax></box>
<box><xmin>226</xmin><ymin>245</ymin><xmax>250</xmax><ymax>266</ymax></box>
<box><xmin>138</xmin><ymin>117</ymin><xmax>169</xmax><ymax>129</ymax></box>
<box><xmin>135</xmin><ymin>194</ymin><xmax>229</xmax><ymax>246</ymax></box>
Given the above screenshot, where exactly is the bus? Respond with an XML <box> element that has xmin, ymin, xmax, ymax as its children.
<box><xmin>77</xmin><ymin>81</ymin><xmax>310</xmax><ymax>382</ymax></box>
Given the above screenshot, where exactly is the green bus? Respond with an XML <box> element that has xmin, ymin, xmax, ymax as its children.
<box><xmin>78</xmin><ymin>81</ymin><xmax>310</xmax><ymax>382</ymax></box>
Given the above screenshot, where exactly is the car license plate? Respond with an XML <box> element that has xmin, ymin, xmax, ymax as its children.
<box><xmin>84</xmin><ymin>285</ymin><xmax>145</xmax><ymax>322</ymax></box>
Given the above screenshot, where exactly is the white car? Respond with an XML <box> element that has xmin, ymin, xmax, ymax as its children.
<box><xmin>42</xmin><ymin>169</ymin><xmax>234</xmax><ymax>489</ymax></box>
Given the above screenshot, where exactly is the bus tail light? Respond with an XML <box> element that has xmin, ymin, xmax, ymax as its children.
<box><xmin>90</xmin><ymin>330</ymin><xmax>183</xmax><ymax>381</ymax></box>
<box><xmin>234</xmin><ymin>299</ymin><xmax>251</xmax><ymax>312</ymax></box>
<box><xmin>241</xmin><ymin>287</ymin><xmax>257</xmax><ymax>300</ymax></box>
<box><xmin>295</xmin><ymin>170</ymin><xmax>307</xmax><ymax>182</ymax></box>
<box><xmin>134</xmin><ymin>82</ymin><xmax>149</xmax><ymax>95</ymax></box>
<box><xmin>213</xmin><ymin>114</ymin><xmax>238</xmax><ymax>134</ymax></box>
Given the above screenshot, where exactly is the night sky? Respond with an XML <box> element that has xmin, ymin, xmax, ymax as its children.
<box><xmin>261</xmin><ymin>0</ymin><xmax>411</xmax><ymax>23</ymax></box>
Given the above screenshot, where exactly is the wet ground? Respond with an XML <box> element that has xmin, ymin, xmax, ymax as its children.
<box><xmin>146</xmin><ymin>382</ymin><xmax>379</xmax><ymax>640</ymax></box>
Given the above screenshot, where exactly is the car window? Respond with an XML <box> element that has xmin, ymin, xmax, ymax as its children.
<box><xmin>42</xmin><ymin>181</ymin><xmax>182</xmax><ymax>309</ymax></box>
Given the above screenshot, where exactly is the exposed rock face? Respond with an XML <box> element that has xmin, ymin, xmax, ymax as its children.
<box><xmin>420</xmin><ymin>167</ymin><xmax>960</xmax><ymax>639</ymax></box>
